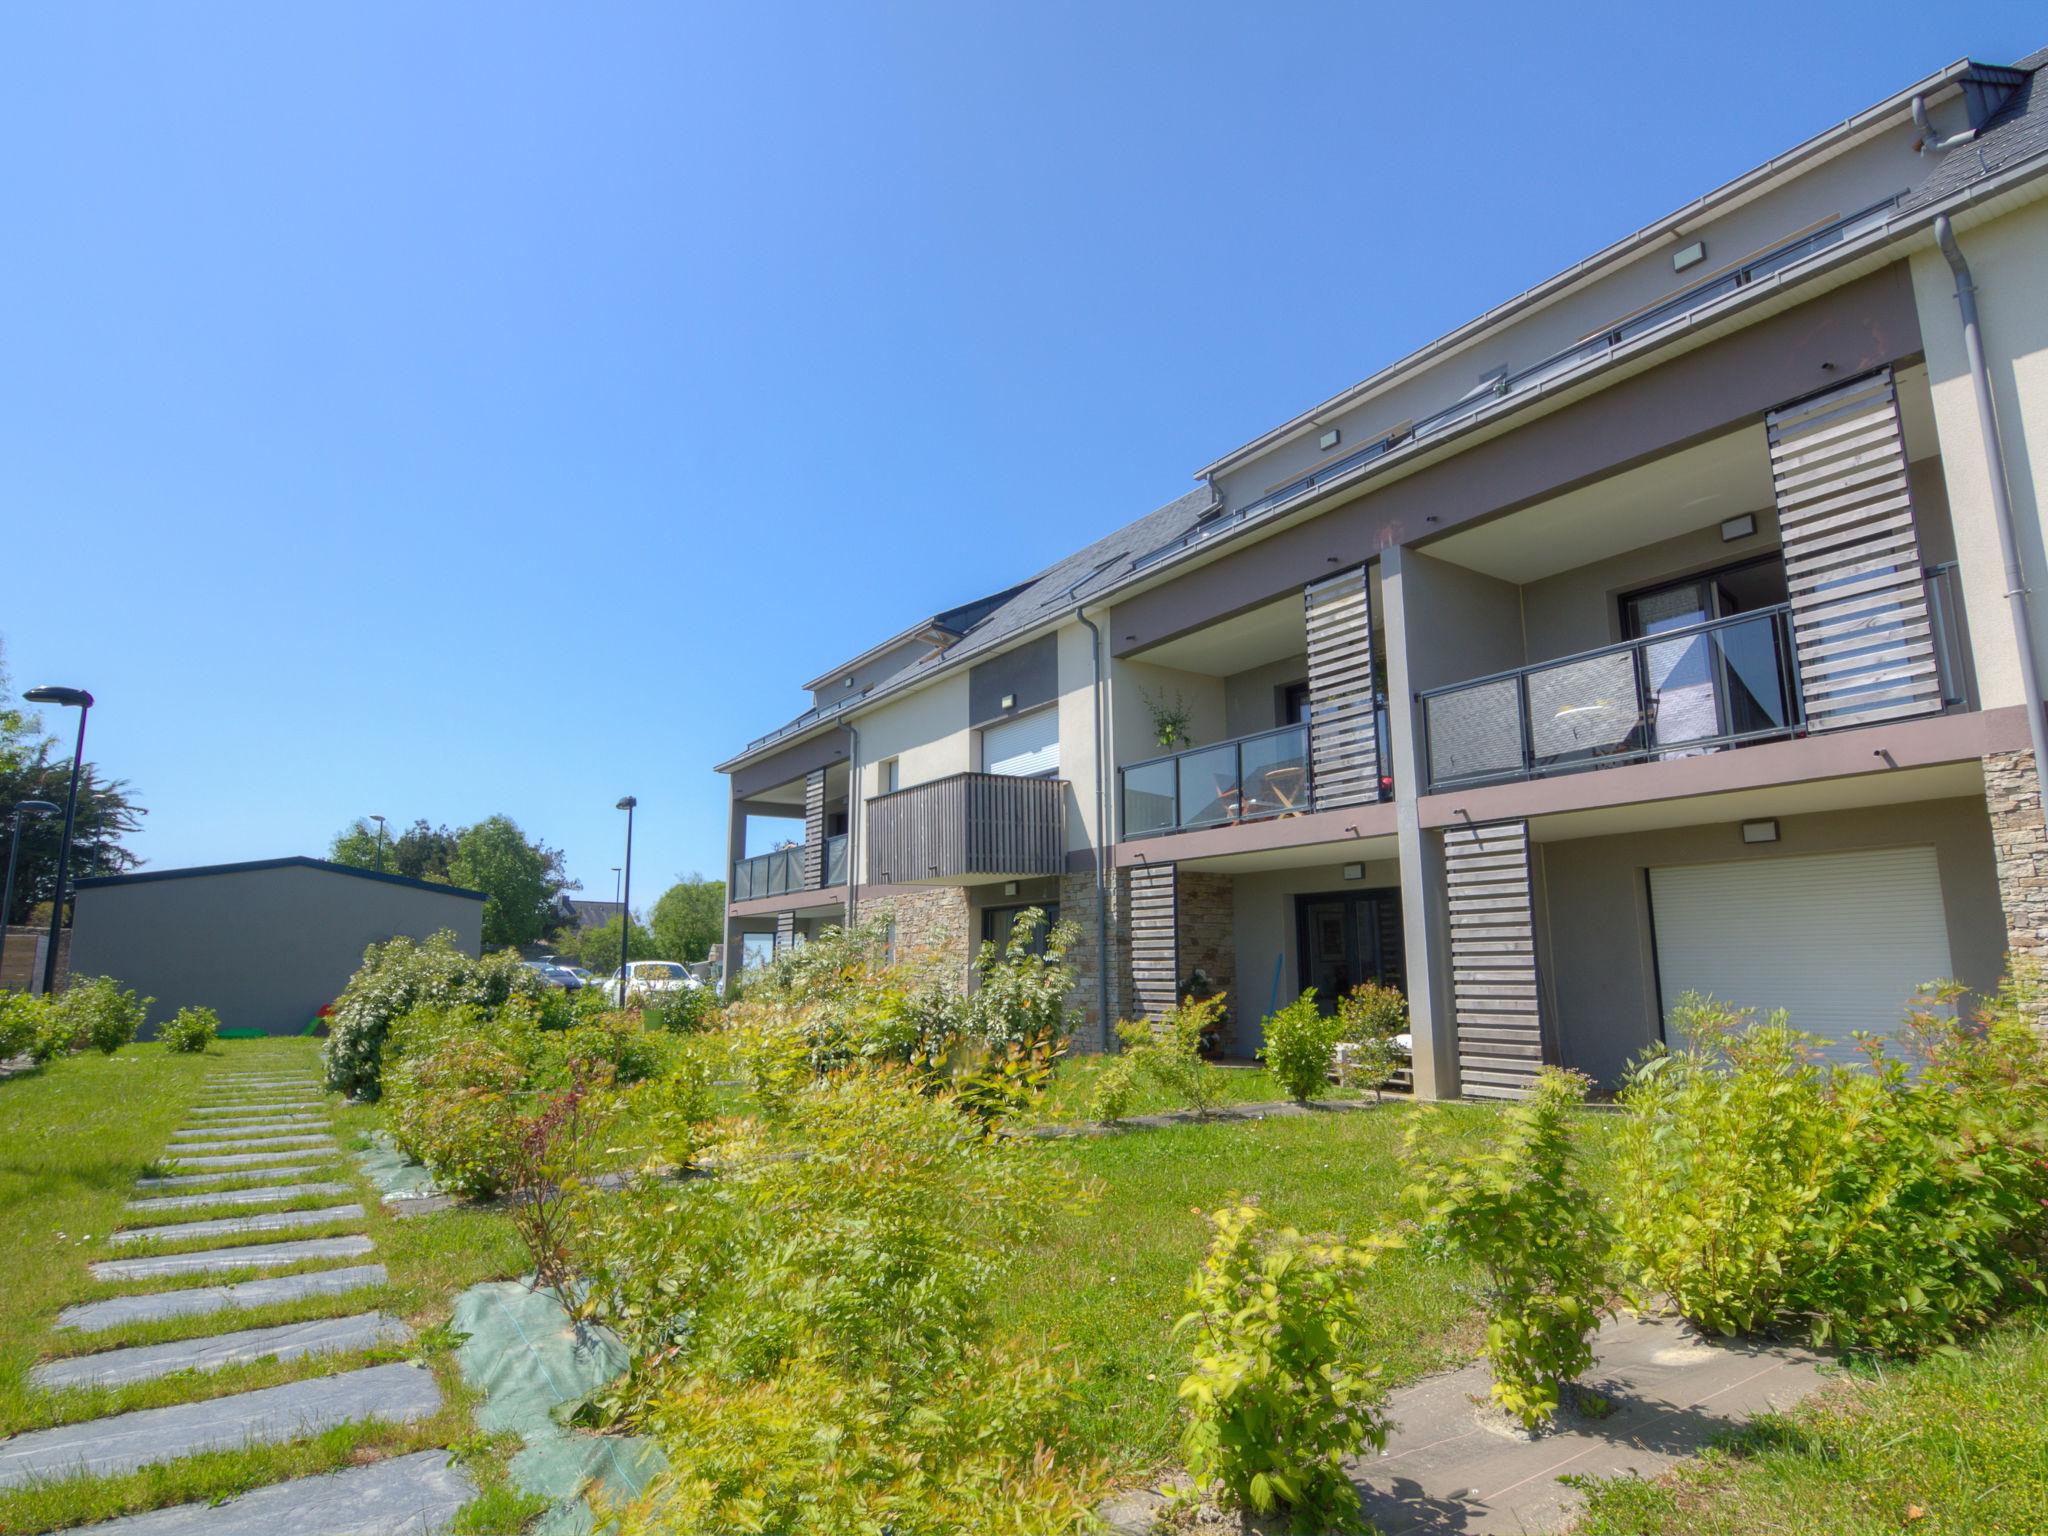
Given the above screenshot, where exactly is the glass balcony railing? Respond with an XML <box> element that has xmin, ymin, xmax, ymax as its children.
<box><xmin>730</xmin><ymin>845</ymin><xmax>805</xmax><ymax>901</ymax></box>
<box><xmin>824</xmin><ymin>832</ymin><xmax>848</xmax><ymax>887</ymax></box>
<box><xmin>1121</xmin><ymin>723</ymin><xmax>1316</xmax><ymax>837</ymax></box>
<box><xmin>1420</xmin><ymin>607</ymin><xmax>1803</xmax><ymax>792</ymax></box>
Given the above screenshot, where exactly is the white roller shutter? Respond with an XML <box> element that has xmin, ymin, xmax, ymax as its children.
<box><xmin>982</xmin><ymin>708</ymin><xmax>1059</xmax><ymax>778</ymax></box>
<box><xmin>1649</xmin><ymin>846</ymin><xmax>1953</xmax><ymax>1067</ymax></box>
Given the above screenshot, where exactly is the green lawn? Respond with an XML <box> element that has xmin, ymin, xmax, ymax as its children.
<box><xmin>1571</xmin><ymin>1306</ymin><xmax>2048</xmax><ymax>1535</ymax></box>
<box><xmin>0</xmin><ymin>1040</ymin><xmax>538</xmax><ymax>1536</ymax></box>
<box><xmin>993</xmin><ymin>1099</ymin><xmax>1532</xmax><ymax>1471</ymax></box>
<box><xmin>1023</xmin><ymin>1052</ymin><xmax>1298</xmax><ymax>1126</ymax></box>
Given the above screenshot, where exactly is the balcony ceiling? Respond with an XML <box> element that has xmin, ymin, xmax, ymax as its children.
<box><xmin>742</xmin><ymin>759</ymin><xmax>850</xmax><ymax>811</ymax></box>
<box><xmin>1422</xmin><ymin>364</ymin><xmax>1938</xmax><ymax>586</ymax></box>
<box><xmin>1128</xmin><ymin>592</ymin><xmax>1307</xmax><ymax>675</ymax></box>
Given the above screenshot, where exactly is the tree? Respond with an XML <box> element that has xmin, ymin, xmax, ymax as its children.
<box><xmin>651</xmin><ymin>875</ymin><xmax>725</xmax><ymax>963</ymax></box>
<box><xmin>328</xmin><ymin>817</ymin><xmax>458</xmax><ymax>881</ymax></box>
<box><xmin>1</xmin><ymin>642</ymin><xmax>145</xmax><ymax>925</ymax></box>
<box><xmin>559</xmin><ymin>912</ymin><xmax>658</xmax><ymax>970</ymax></box>
<box><xmin>449</xmin><ymin>814</ymin><xmax>574</xmax><ymax>950</ymax></box>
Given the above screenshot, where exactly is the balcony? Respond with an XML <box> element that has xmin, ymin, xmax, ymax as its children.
<box><xmin>824</xmin><ymin>832</ymin><xmax>847</xmax><ymax>887</ymax></box>
<box><xmin>1120</xmin><ymin>711</ymin><xmax>1392</xmax><ymax>837</ymax></box>
<box><xmin>731</xmin><ymin>846</ymin><xmax>805</xmax><ymax>901</ymax></box>
<box><xmin>1417</xmin><ymin>566</ymin><xmax>1966</xmax><ymax>793</ymax></box>
<box><xmin>866</xmin><ymin>772</ymin><xmax>1066</xmax><ymax>884</ymax></box>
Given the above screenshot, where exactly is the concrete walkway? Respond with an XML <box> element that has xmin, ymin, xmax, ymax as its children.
<box><xmin>4</xmin><ymin>1065</ymin><xmax>470</xmax><ymax>1532</ymax></box>
<box><xmin>1100</xmin><ymin>1313</ymin><xmax>1829</xmax><ymax>1535</ymax></box>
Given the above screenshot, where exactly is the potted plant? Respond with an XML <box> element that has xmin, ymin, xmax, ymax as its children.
<box><xmin>1140</xmin><ymin>687</ymin><xmax>1194</xmax><ymax>751</ymax></box>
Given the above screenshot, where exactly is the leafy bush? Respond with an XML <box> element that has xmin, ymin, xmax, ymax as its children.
<box><xmin>1112</xmin><ymin>993</ymin><xmax>1228</xmax><ymax>1118</ymax></box>
<box><xmin>1087</xmin><ymin>1053</ymin><xmax>1140</xmax><ymax>1124</ymax></box>
<box><xmin>1615</xmin><ymin>984</ymin><xmax>2048</xmax><ymax>1352</ymax></box>
<box><xmin>1264</xmin><ymin>989</ymin><xmax>1342</xmax><ymax>1102</ymax></box>
<box><xmin>1176</xmin><ymin>1202</ymin><xmax>1392</xmax><ymax>1529</ymax></box>
<box><xmin>1404</xmin><ymin>1066</ymin><xmax>1610</xmax><ymax>1428</ymax></box>
<box><xmin>561</xmin><ymin>1012</ymin><xmax>673</xmax><ymax>1084</ymax></box>
<box><xmin>504</xmin><ymin>1059</ymin><xmax>622</xmax><ymax>1312</ymax></box>
<box><xmin>55</xmin><ymin>975</ymin><xmax>151</xmax><ymax>1055</ymax></box>
<box><xmin>159</xmin><ymin>1006</ymin><xmax>219</xmax><ymax>1054</ymax></box>
<box><xmin>0</xmin><ymin>991</ymin><xmax>54</xmax><ymax>1062</ymax></box>
<box><xmin>382</xmin><ymin>1005</ymin><xmax>532</xmax><ymax>1198</ymax></box>
<box><xmin>322</xmin><ymin>931</ymin><xmax>545</xmax><ymax>1099</ymax></box>
<box><xmin>1335</xmin><ymin>982</ymin><xmax>1408</xmax><ymax>1100</ymax></box>
<box><xmin>640</xmin><ymin>984</ymin><xmax>716</xmax><ymax>1034</ymax></box>
<box><xmin>965</xmin><ymin>906</ymin><xmax>1080</xmax><ymax>1048</ymax></box>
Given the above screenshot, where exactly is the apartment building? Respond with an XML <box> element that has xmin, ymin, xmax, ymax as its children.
<box><xmin>717</xmin><ymin>46</ymin><xmax>2048</xmax><ymax>1099</ymax></box>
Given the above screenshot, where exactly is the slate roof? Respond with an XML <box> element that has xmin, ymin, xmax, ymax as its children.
<box><xmin>1899</xmin><ymin>48</ymin><xmax>2048</xmax><ymax>214</ymax></box>
<box><xmin>567</xmin><ymin>899</ymin><xmax>625</xmax><ymax>931</ymax></box>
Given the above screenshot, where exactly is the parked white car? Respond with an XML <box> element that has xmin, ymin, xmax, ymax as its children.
<box><xmin>594</xmin><ymin>960</ymin><xmax>702</xmax><ymax>1003</ymax></box>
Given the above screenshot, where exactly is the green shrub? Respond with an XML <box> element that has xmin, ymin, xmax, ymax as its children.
<box><xmin>641</xmin><ymin>984</ymin><xmax>716</xmax><ymax>1034</ymax></box>
<box><xmin>0</xmin><ymin>991</ymin><xmax>54</xmax><ymax>1062</ymax></box>
<box><xmin>1264</xmin><ymin>989</ymin><xmax>1342</xmax><ymax>1102</ymax></box>
<box><xmin>1335</xmin><ymin>982</ymin><xmax>1408</xmax><ymax>1100</ymax></box>
<box><xmin>561</xmin><ymin>1012</ymin><xmax>673</xmax><ymax>1084</ymax></box>
<box><xmin>322</xmin><ymin>932</ymin><xmax>545</xmax><ymax>1100</ymax></box>
<box><xmin>965</xmin><ymin>906</ymin><xmax>1080</xmax><ymax>1048</ymax></box>
<box><xmin>159</xmin><ymin>1006</ymin><xmax>219</xmax><ymax>1054</ymax></box>
<box><xmin>1176</xmin><ymin>1202</ymin><xmax>1392</xmax><ymax>1529</ymax></box>
<box><xmin>1087</xmin><ymin>1053</ymin><xmax>1141</xmax><ymax>1123</ymax></box>
<box><xmin>1112</xmin><ymin>993</ymin><xmax>1227</xmax><ymax>1118</ymax></box>
<box><xmin>382</xmin><ymin>1004</ymin><xmax>532</xmax><ymax>1198</ymax></box>
<box><xmin>1615</xmin><ymin>984</ymin><xmax>2048</xmax><ymax>1352</ymax></box>
<box><xmin>1404</xmin><ymin>1066</ymin><xmax>1610</xmax><ymax>1428</ymax></box>
<box><xmin>55</xmin><ymin>975</ymin><xmax>151</xmax><ymax>1055</ymax></box>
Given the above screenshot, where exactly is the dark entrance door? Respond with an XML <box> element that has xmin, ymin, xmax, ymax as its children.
<box><xmin>1294</xmin><ymin>889</ymin><xmax>1405</xmax><ymax>1011</ymax></box>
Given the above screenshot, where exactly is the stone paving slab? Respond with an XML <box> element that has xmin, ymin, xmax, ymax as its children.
<box><xmin>73</xmin><ymin>1448</ymin><xmax>473</xmax><ymax>1535</ymax></box>
<box><xmin>0</xmin><ymin>1363</ymin><xmax>442</xmax><ymax>1488</ymax></box>
<box><xmin>170</xmin><ymin>1119</ymin><xmax>325</xmax><ymax>1138</ymax></box>
<box><xmin>190</xmin><ymin>1102</ymin><xmax>323</xmax><ymax>1115</ymax></box>
<box><xmin>162</xmin><ymin>1148</ymin><xmax>346</xmax><ymax>1171</ymax></box>
<box><xmin>113</xmin><ymin>1205</ymin><xmax>365</xmax><ymax>1246</ymax></box>
<box><xmin>1099</xmin><ymin>1314</ymin><xmax>1829</xmax><ymax>1536</ymax></box>
<box><xmin>32</xmin><ymin>1312</ymin><xmax>411</xmax><ymax>1391</ymax></box>
<box><xmin>92</xmin><ymin>1235</ymin><xmax>374</xmax><ymax>1281</ymax></box>
<box><xmin>126</xmin><ymin>1182</ymin><xmax>354</xmax><ymax>1214</ymax></box>
<box><xmin>135</xmin><ymin>1164</ymin><xmax>334</xmax><ymax>1190</ymax></box>
<box><xmin>57</xmin><ymin>1266</ymin><xmax>389</xmax><ymax>1332</ymax></box>
<box><xmin>166</xmin><ymin>1135</ymin><xmax>338</xmax><ymax>1155</ymax></box>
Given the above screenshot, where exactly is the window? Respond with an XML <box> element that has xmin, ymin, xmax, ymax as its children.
<box><xmin>1282</xmin><ymin>681</ymin><xmax>1310</xmax><ymax>726</ymax></box>
<box><xmin>981</xmin><ymin>903</ymin><xmax>1062</xmax><ymax>958</ymax></box>
<box><xmin>878</xmin><ymin>757</ymin><xmax>899</xmax><ymax>794</ymax></box>
<box><xmin>982</xmin><ymin>707</ymin><xmax>1059</xmax><ymax>778</ymax></box>
<box><xmin>740</xmin><ymin>933</ymin><xmax>775</xmax><ymax>970</ymax></box>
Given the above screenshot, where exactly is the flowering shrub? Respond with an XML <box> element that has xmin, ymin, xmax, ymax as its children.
<box><xmin>159</xmin><ymin>1005</ymin><xmax>219</xmax><ymax>1054</ymax></box>
<box><xmin>1177</xmin><ymin>1202</ymin><xmax>1392</xmax><ymax>1529</ymax></box>
<box><xmin>55</xmin><ymin>975</ymin><xmax>151</xmax><ymax>1055</ymax></box>
<box><xmin>382</xmin><ymin>1006</ymin><xmax>531</xmax><ymax>1198</ymax></box>
<box><xmin>321</xmin><ymin>931</ymin><xmax>544</xmax><ymax>1099</ymax></box>
<box><xmin>1404</xmin><ymin>1066</ymin><xmax>1610</xmax><ymax>1428</ymax></box>
<box><xmin>1335</xmin><ymin>982</ymin><xmax>1408</xmax><ymax>1101</ymax></box>
<box><xmin>0</xmin><ymin>991</ymin><xmax>55</xmax><ymax>1062</ymax></box>
<box><xmin>965</xmin><ymin>907</ymin><xmax>1080</xmax><ymax>1048</ymax></box>
<box><xmin>1263</xmin><ymin>989</ymin><xmax>1342</xmax><ymax>1102</ymax></box>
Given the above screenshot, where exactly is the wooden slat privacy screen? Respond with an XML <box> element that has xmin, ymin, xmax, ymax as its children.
<box><xmin>802</xmin><ymin>769</ymin><xmax>826</xmax><ymax>890</ymax></box>
<box><xmin>864</xmin><ymin>772</ymin><xmax>1066</xmax><ymax>884</ymax></box>
<box><xmin>1304</xmin><ymin>564</ymin><xmax>1380</xmax><ymax>809</ymax></box>
<box><xmin>1129</xmin><ymin>862</ymin><xmax>1179</xmax><ymax>1021</ymax></box>
<box><xmin>1767</xmin><ymin>368</ymin><xmax>1942</xmax><ymax>731</ymax></box>
<box><xmin>1444</xmin><ymin>820</ymin><xmax>1546</xmax><ymax>1100</ymax></box>
<box><xmin>774</xmin><ymin>910</ymin><xmax>795</xmax><ymax>953</ymax></box>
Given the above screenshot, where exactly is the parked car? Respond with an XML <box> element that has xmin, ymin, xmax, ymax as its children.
<box><xmin>593</xmin><ymin>960</ymin><xmax>702</xmax><ymax>1003</ymax></box>
<box><xmin>521</xmin><ymin>960</ymin><xmax>584</xmax><ymax>991</ymax></box>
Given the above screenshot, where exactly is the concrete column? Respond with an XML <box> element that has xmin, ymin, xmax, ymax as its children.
<box><xmin>1380</xmin><ymin>545</ymin><xmax>1457</xmax><ymax>1099</ymax></box>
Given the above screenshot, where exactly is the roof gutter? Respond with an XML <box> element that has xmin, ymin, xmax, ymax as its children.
<box><xmin>1932</xmin><ymin>213</ymin><xmax>2048</xmax><ymax>808</ymax></box>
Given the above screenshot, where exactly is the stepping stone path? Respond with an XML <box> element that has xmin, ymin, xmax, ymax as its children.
<box><xmin>6</xmin><ymin>1065</ymin><xmax>474</xmax><ymax>1530</ymax></box>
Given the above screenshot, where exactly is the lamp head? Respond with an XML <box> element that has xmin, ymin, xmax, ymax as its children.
<box><xmin>23</xmin><ymin>686</ymin><xmax>93</xmax><ymax>709</ymax></box>
<box><xmin>616</xmin><ymin>795</ymin><xmax>637</xmax><ymax>811</ymax></box>
<box><xmin>13</xmin><ymin>800</ymin><xmax>59</xmax><ymax>819</ymax></box>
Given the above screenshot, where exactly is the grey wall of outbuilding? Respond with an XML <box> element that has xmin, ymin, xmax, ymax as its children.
<box><xmin>69</xmin><ymin>866</ymin><xmax>485</xmax><ymax>1036</ymax></box>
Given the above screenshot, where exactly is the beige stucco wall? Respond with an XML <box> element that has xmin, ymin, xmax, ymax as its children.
<box><xmin>850</xmin><ymin>668</ymin><xmax>972</xmax><ymax>857</ymax></box>
<box><xmin>1910</xmin><ymin>194</ymin><xmax>2048</xmax><ymax>711</ymax></box>
<box><xmin>1222</xmin><ymin>653</ymin><xmax>1309</xmax><ymax>739</ymax></box>
<box><xmin>1227</xmin><ymin>855</ymin><xmax>1404</xmax><ymax>1052</ymax></box>
<box><xmin>1534</xmin><ymin>795</ymin><xmax>2003</xmax><ymax>1088</ymax></box>
<box><xmin>1057</xmin><ymin>620</ymin><xmax>1103</xmax><ymax>852</ymax></box>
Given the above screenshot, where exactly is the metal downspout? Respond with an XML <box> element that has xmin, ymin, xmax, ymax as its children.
<box><xmin>1933</xmin><ymin>215</ymin><xmax>2048</xmax><ymax>806</ymax></box>
<box><xmin>1076</xmin><ymin>607</ymin><xmax>1114</xmax><ymax>1047</ymax></box>
<box><xmin>844</xmin><ymin>723</ymin><xmax>861</xmax><ymax>929</ymax></box>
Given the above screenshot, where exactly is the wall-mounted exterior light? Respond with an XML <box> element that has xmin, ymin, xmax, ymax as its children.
<box><xmin>1741</xmin><ymin>819</ymin><xmax>1780</xmax><ymax>844</ymax></box>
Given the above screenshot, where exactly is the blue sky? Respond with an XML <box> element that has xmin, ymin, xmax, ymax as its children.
<box><xmin>1</xmin><ymin>3</ymin><xmax>2038</xmax><ymax>903</ymax></box>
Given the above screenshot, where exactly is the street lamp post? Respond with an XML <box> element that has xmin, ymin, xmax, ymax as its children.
<box><xmin>611</xmin><ymin>867</ymin><xmax>621</xmax><ymax>905</ymax></box>
<box><xmin>370</xmin><ymin>814</ymin><xmax>388</xmax><ymax>873</ymax></box>
<box><xmin>22</xmin><ymin>687</ymin><xmax>93</xmax><ymax>996</ymax></box>
<box><xmin>615</xmin><ymin>797</ymin><xmax>637</xmax><ymax>1006</ymax></box>
<box><xmin>0</xmin><ymin>800</ymin><xmax>60</xmax><ymax>985</ymax></box>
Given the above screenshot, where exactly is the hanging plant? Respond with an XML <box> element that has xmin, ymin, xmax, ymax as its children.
<box><xmin>1141</xmin><ymin>687</ymin><xmax>1194</xmax><ymax>750</ymax></box>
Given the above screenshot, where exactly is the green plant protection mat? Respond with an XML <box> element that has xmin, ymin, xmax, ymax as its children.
<box><xmin>354</xmin><ymin>1130</ymin><xmax>442</xmax><ymax>1199</ymax></box>
<box><xmin>453</xmin><ymin>1280</ymin><xmax>667</xmax><ymax>1535</ymax></box>
<box><xmin>215</xmin><ymin>1028</ymin><xmax>269</xmax><ymax>1039</ymax></box>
